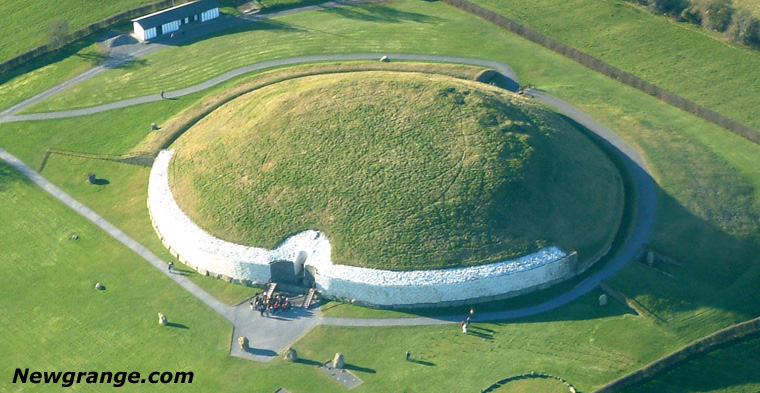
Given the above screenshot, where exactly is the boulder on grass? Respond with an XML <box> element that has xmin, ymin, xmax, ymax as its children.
<box><xmin>284</xmin><ymin>347</ymin><xmax>298</xmax><ymax>362</ymax></box>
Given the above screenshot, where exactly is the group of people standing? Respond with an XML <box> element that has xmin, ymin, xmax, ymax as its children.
<box><xmin>250</xmin><ymin>293</ymin><xmax>291</xmax><ymax>317</ymax></box>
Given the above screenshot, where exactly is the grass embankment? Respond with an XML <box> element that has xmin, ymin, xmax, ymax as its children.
<box><xmin>0</xmin><ymin>0</ymin><xmax>155</xmax><ymax>62</ymax></box>
<box><xmin>467</xmin><ymin>0</ymin><xmax>760</xmax><ymax>132</ymax></box>
<box><xmin>622</xmin><ymin>337</ymin><xmax>760</xmax><ymax>393</ymax></box>
<box><xmin>170</xmin><ymin>72</ymin><xmax>623</xmax><ymax>270</ymax></box>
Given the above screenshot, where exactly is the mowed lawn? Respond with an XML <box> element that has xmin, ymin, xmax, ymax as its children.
<box><xmin>0</xmin><ymin>161</ymin><xmax>680</xmax><ymax>392</ymax></box>
<box><xmin>0</xmin><ymin>0</ymin><xmax>156</xmax><ymax>62</ymax></box>
<box><xmin>468</xmin><ymin>0</ymin><xmax>760</xmax><ymax>131</ymax></box>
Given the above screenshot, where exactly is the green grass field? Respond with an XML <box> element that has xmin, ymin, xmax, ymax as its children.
<box><xmin>0</xmin><ymin>42</ymin><xmax>105</xmax><ymax>112</ymax></box>
<box><xmin>1</xmin><ymin>0</ymin><xmax>759</xmax><ymax>390</ymax></box>
<box><xmin>468</xmin><ymin>0</ymin><xmax>760</xmax><ymax>132</ymax></box>
<box><xmin>0</xmin><ymin>172</ymin><xmax>681</xmax><ymax>391</ymax></box>
<box><xmin>0</xmin><ymin>0</ymin><xmax>155</xmax><ymax>62</ymax></box>
<box><xmin>170</xmin><ymin>71</ymin><xmax>623</xmax><ymax>269</ymax></box>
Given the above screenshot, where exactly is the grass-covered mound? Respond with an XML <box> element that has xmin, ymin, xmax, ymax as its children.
<box><xmin>169</xmin><ymin>71</ymin><xmax>623</xmax><ymax>270</ymax></box>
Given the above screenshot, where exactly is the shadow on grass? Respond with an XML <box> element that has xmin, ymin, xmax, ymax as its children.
<box><xmin>165</xmin><ymin>18</ymin><xmax>304</xmax><ymax>49</ymax></box>
<box><xmin>294</xmin><ymin>358</ymin><xmax>323</xmax><ymax>366</ymax></box>
<box><xmin>344</xmin><ymin>363</ymin><xmax>376</xmax><ymax>374</ymax></box>
<box><xmin>408</xmin><ymin>359</ymin><xmax>435</xmax><ymax>366</ymax></box>
<box><xmin>467</xmin><ymin>329</ymin><xmax>493</xmax><ymax>340</ymax></box>
<box><xmin>0</xmin><ymin>36</ymin><xmax>101</xmax><ymax>88</ymax></box>
<box><xmin>0</xmin><ymin>161</ymin><xmax>27</xmax><ymax>192</ymax></box>
<box><xmin>321</xmin><ymin>4</ymin><xmax>444</xmax><ymax>24</ymax></box>
<box><xmin>166</xmin><ymin>322</ymin><xmax>189</xmax><ymax>329</ymax></box>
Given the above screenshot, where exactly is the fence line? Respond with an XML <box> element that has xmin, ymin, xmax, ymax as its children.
<box><xmin>441</xmin><ymin>0</ymin><xmax>760</xmax><ymax>145</ymax></box>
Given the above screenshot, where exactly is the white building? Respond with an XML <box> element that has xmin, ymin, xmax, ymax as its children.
<box><xmin>132</xmin><ymin>0</ymin><xmax>220</xmax><ymax>41</ymax></box>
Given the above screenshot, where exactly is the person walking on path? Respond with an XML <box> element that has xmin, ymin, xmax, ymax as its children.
<box><xmin>168</xmin><ymin>261</ymin><xmax>174</xmax><ymax>273</ymax></box>
<box><xmin>461</xmin><ymin>320</ymin><xmax>468</xmax><ymax>334</ymax></box>
<box><xmin>160</xmin><ymin>90</ymin><xmax>164</xmax><ymax>99</ymax></box>
<box><xmin>249</xmin><ymin>300</ymin><xmax>254</xmax><ymax>311</ymax></box>
<box><xmin>406</xmin><ymin>351</ymin><xmax>411</xmax><ymax>361</ymax></box>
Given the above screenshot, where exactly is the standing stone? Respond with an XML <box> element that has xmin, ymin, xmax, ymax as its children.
<box><xmin>238</xmin><ymin>336</ymin><xmax>249</xmax><ymax>351</ymax></box>
<box><xmin>158</xmin><ymin>313</ymin><xmax>167</xmax><ymax>325</ymax></box>
<box><xmin>333</xmin><ymin>353</ymin><xmax>344</xmax><ymax>369</ymax></box>
<box><xmin>598</xmin><ymin>293</ymin><xmax>608</xmax><ymax>306</ymax></box>
<box><xmin>284</xmin><ymin>347</ymin><xmax>298</xmax><ymax>362</ymax></box>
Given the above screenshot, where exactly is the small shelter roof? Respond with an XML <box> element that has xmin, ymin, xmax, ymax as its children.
<box><xmin>132</xmin><ymin>0</ymin><xmax>220</xmax><ymax>27</ymax></box>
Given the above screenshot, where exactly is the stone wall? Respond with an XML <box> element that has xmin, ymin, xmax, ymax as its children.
<box><xmin>149</xmin><ymin>150</ymin><xmax>586</xmax><ymax>307</ymax></box>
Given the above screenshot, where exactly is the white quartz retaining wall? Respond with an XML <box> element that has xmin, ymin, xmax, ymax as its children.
<box><xmin>149</xmin><ymin>150</ymin><xmax>581</xmax><ymax>307</ymax></box>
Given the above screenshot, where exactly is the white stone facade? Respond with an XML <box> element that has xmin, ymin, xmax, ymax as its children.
<box><xmin>148</xmin><ymin>150</ymin><xmax>580</xmax><ymax>307</ymax></box>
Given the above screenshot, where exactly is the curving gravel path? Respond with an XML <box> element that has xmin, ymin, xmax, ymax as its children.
<box><xmin>0</xmin><ymin>50</ymin><xmax>655</xmax><ymax>358</ymax></box>
<box><xmin>0</xmin><ymin>54</ymin><xmax>517</xmax><ymax>123</ymax></box>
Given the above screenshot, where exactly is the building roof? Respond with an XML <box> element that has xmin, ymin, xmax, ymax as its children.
<box><xmin>132</xmin><ymin>0</ymin><xmax>220</xmax><ymax>28</ymax></box>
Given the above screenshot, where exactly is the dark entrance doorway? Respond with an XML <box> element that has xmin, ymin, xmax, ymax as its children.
<box><xmin>269</xmin><ymin>260</ymin><xmax>298</xmax><ymax>284</ymax></box>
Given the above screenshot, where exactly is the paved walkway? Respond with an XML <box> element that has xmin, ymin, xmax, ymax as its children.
<box><xmin>0</xmin><ymin>54</ymin><xmax>517</xmax><ymax>123</ymax></box>
<box><xmin>0</xmin><ymin>0</ymin><xmax>381</xmax><ymax>120</ymax></box>
<box><xmin>0</xmin><ymin>1</ymin><xmax>656</xmax><ymax>360</ymax></box>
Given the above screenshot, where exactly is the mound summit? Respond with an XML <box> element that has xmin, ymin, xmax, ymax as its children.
<box><xmin>169</xmin><ymin>71</ymin><xmax>624</xmax><ymax>270</ymax></box>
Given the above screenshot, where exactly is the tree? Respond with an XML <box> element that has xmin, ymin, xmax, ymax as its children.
<box><xmin>727</xmin><ymin>10</ymin><xmax>759</xmax><ymax>45</ymax></box>
<box><xmin>47</xmin><ymin>19</ymin><xmax>69</xmax><ymax>49</ymax></box>
<box><xmin>700</xmin><ymin>0</ymin><xmax>734</xmax><ymax>32</ymax></box>
<box><xmin>646</xmin><ymin>0</ymin><xmax>687</xmax><ymax>15</ymax></box>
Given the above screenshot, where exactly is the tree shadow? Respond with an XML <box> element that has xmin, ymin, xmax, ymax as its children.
<box><xmin>166</xmin><ymin>17</ymin><xmax>303</xmax><ymax>49</ymax></box>
<box><xmin>0</xmin><ymin>161</ymin><xmax>27</xmax><ymax>193</ymax></box>
<box><xmin>74</xmin><ymin>51</ymin><xmax>109</xmax><ymax>65</ymax></box>
<box><xmin>321</xmin><ymin>4</ymin><xmax>444</xmax><ymax>24</ymax></box>
<box><xmin>0</xmin><ymin>35</ymin><xmax>100</xmax><ymax>87</ymax></box>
